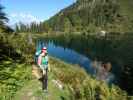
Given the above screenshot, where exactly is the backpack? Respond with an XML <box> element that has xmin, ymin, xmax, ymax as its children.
<box><xmin>35</xmin><ymin>50</ymin><xmax>41</xmax><ymax>64</ymax></box>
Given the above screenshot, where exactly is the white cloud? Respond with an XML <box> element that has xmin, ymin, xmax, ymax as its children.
<box><xmin>10</xmin><ymin>13</ymin><xmax>18</xmax><ymax>17</ymax></box>
<box><xmin>9</xmin><ymin>13</ymin><xmax>43</xmax><ymax>25</ymax></box>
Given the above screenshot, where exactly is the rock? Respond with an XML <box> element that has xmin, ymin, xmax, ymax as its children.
<box><xmin>52</xmin><ymin>79</ymin><xmax>64</xmax><ymax>90</ymax></box>
<box><xmin>27</xmin><ymin>92</ymin><xmax>33</xmax><ymax>96</ymax></box>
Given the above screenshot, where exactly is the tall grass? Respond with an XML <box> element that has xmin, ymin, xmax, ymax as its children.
<box><xmin>50</xmin><ymin>57</ymin><xmax>131</xmax><ymax>100</ymax></box>
<box><xmin>0</xmin><ymin>61</ymin><xmax>32</xmax><ymax>100</ymax></box>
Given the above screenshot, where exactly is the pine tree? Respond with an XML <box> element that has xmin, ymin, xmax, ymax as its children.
<box><xmin>0</xmin><ymin>3</ymin><xmax>8</xmax><ymax>32</ymax></box>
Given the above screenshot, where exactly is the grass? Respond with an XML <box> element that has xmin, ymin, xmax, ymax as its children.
<box><xmin>1</xmin><ymin>33</ymin><xmax>133</xmax><ymax>100</ymax></box>
<box><xmin>14</xmin><ymin>57</ymin><xmax>132</xmax><ymax>100</ymax></box>
<box><xmin>49</xmin><ymin>57</ymin><xmax>131</xmax><ymax>100</ymax></box>
<box><xmin>0</xmin><ymin>60</ymin><xmax>32</xmax><ymax>100</ymax></box>
<box><xmin>0</xmin><ymin>55</ymin><xmax>132</xmax><ymax>100</ymax></box>
<box><xmin>13</xmin><ymin>59</ymin><xmax>71</xmax><ymax>100</ymax></box>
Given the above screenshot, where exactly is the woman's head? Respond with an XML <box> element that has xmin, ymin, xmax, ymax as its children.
<box><xmin>42</xmin><ymin>47</ymin><xmax>47</xmax><ymax>52</ymax></box>
<box><xmin>41</xmin><ymin>47</ymin><xmax>47</xmax><ymax>56</ymax></box>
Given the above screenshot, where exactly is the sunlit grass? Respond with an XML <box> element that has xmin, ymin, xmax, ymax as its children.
<box><xmin>50</xmin><ymin>57</ymin><xmax>131</xmax><ymax>100</ymax></box>
<box><xmin>0</xmin><ymin>60</ymin><xmax>32</xmax><ymax>100</ymax></box>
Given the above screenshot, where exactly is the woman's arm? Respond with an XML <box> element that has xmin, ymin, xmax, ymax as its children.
<box><xmin>45</xmin><ymin>55</ymin><xmax>48</xmax><ymax>63</ymax></box>
<box><xmin>37</xmin><ymin>55</ymin><xmax>42</xmax><ymax>66</ymax></box>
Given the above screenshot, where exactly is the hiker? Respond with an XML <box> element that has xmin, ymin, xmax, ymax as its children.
<box><xmin>37</xmin><ymin>47</ymin><xmax>49</xmax><ymax>91</ymax></box>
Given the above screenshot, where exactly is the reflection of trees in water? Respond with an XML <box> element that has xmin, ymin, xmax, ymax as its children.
<box><xmin>46</xmin><ymin>34</ymin><xmax>115</xmax><ymax>62</ymax></box>
<box><xmin>43</xmin><ymin>32</ymin><xmax>133</xmax><ymax>94</ymax></box>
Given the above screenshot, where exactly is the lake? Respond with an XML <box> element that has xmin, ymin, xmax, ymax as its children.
<box><xmin>36</xmin><ymin>35</ymin><xmax>118</xmax><ymax>84</ymax></box>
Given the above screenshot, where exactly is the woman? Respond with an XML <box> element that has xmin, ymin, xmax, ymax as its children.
<box><xmin>37</xmin><ymin>47</ymin><xmax>49</xmax><ymax>91</ymax></box>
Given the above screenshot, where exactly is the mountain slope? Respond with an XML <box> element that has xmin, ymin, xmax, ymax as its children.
<box><xmin>44</xmin><ymin>0</ymin><xmax>133</xmax><ymax>33</ymax></box>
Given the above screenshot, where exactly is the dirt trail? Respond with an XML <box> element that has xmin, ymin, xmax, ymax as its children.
<box><xmin>14</xmin><ymin>65</ymin><xmax>69</xmax><ymax>100</ymax></box>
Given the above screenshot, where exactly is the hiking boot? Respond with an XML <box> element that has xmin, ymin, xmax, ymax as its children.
<box><xmin>43</xmin><ymin>89</ymin><xmax>48</xmax><ymax>93</ymax></box>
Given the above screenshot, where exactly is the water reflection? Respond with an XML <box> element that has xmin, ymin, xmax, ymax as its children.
<box><xmin>37</xmin><ymin>39</ymin><xmax>115</xmax><ymax>84</ymax></box>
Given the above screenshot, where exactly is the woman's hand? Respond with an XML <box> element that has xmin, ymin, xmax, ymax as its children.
<box><xmin>48</xmin><ymin>64</ymin><xmax>51</xmax><ymax>72</ymax></box>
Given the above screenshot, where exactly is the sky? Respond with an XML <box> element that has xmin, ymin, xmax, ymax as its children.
<box><xmin>1</xmin><ymin>0</ymin><xmax>75</xmax><ymax>26</ymax></box>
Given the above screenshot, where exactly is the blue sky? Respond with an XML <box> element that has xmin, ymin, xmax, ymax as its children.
<box><xmin>1</xmin><ymin>0</ymin><xmax>75</xmax><ymax>25</ymax></box>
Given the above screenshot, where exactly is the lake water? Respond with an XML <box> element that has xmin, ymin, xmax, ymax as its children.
<box><xmin>36</xmin><ymin>39</ymin><xmax>116</xmax><ymax>84</ymax></box>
